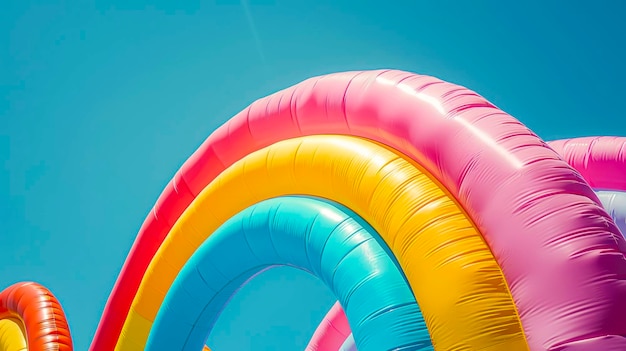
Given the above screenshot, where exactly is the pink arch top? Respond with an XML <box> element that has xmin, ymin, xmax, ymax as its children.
<box><xmin>92</xmin><ymin>70</ymin><xmax>626</xmax><ymax>351</ymax></box>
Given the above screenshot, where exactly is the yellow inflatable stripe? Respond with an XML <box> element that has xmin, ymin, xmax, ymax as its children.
<box><xmin>119</xmin><ymin>135</ymin><xmax>527</xmax><ymax>351</ymax></box>
<box><xmin>0</xmin><ymin>318</ymin><xmax>27</xmax><ymax>351</ymax></box>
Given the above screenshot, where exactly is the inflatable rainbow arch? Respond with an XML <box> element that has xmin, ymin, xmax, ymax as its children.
<box><xmin>2</xmin><ymin>70</ymin><xmax>626</xmax><ymax>351</ymax></box>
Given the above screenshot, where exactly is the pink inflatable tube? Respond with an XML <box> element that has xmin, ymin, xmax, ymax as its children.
<box><xmin>310</xmin><ymin>136</ymin><xmax>626</xmax><ymax>350</ymax></box>
<box><xmin>548</xmin><ymin>136</ymin><xmax>626</xmax><ymax>191</ymax></box>
<box><xmin>97</xmin><ymin>70</ymin><xmax>626</xmax><ymax>351</ymax></box>
<box><xmin>304</xmin><ymin>302</ymin><xmax>350</xmax><ymax>351</ymax></box>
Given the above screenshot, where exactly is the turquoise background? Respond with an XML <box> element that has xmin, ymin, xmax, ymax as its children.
<box><xmin>2</xmin><ymin>1</ymin><xmax>625</xmax><ymax>349</ymax></box>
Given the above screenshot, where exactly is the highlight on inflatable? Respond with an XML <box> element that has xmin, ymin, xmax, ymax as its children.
<box><xmin>2</xmin><ymin>69</ymin><xmax>626</xmax><ymax>351</ymax></box>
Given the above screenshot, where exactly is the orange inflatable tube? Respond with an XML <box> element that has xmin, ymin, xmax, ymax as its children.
<box><xmin>0</xmin><ymin>282</ymin><xmax>73</xmax><ymax>351</ymax></box>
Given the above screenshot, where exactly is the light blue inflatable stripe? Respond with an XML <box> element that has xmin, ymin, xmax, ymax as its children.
<box><xmin>339</xmin><ymin>334</ymin><xmax>357</xmax><ymax>351</ymax></box>
<box><xmin>324</xmin><ymin>189</ymin><xmax>626</xmax><ymax>351</ymax></box>
<box><xmin>596</xmin><ymin>190</ymin><xmax>626</xmax><ymax>237</ymax></box>
<box><xmin>147</xmin><ymin>196</ymin><xmax>433</xmax><ymax>351</ymax></box>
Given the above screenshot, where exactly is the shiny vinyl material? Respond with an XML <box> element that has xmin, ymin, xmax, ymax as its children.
<box><xmin>597</xmin><ymin>191</ymin><xmax>626</xmax><ymax>235</ymax></box>
<box><xmin>91</xmin><ymin>70</ymin><xmax>626</xmax><ymax>351</ymax></box>
<box><xmin>117</xmin><ymin>135</ymin><xmax>526</xmax><ymax>350</ymax></box>
<box><xmin>147</xmin><ymin>197</ymin><xmax>431</xmax><ymax>351</ymax></box>
<box><xmin>310</xmin><ymin>135</ymin><xmax>626</xmax><ymax>351</ymax></box>
<box><xmin>4</xmin><ymin>70</ymin><xmax>626</xmax><ymax>351</ymax></box>
<box><xmin>305</xmin><ymin>302</ymin><xmax>351</xmax><ymax>351</ymax></box>
<box><xmin>0</xmin><ymin>282</ymin><xmax>72</xmax><ymax>351</ymax></box>
<box><xmin>548</xmin><ymin>137</ymin><xmax>626</xmax><ymax>191</ymax></box>
<box><xmin>0</xmin><ymin>70</ymin><xmax>626</xmax><ymax>351</ymax></box>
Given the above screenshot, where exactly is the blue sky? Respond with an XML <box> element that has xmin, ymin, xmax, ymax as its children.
<box><xmin>1</xmin><ymin>1</ymin><xmax>625</xmax><ymax>350</ymax></box>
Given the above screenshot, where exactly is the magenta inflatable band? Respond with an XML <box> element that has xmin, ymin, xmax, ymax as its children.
<box><xmin>548</xmin><ymin>136</ymin><xmax>626</xmax><ymax>192</ymax></box>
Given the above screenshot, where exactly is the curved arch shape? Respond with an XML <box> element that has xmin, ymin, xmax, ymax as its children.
<box><xmin>310</xmin><ymin>136</ymin><xmax>626</xmax><ymax>351</ymax></box>
<box><xmin>305</xmin><ymin>302</ymin><xmax>351</xmax><ymax>351</ymax></box>
<box><xmin>118</xmin><ymin>135</ymin><xmax>527</xmax><ymax>350</ymax></box>
<box><xmin>545</xmin><ymin>137</ymin><xmax>626</xmax><ymax>237</ymax></box>
<box><xmin>312</xmin><ymin>188</ymin><xmax>626</xmax><ymax>350</ymax></box>
<box><xmin>0</xmin><ymin>282</ymin><xmax>73</xmax><ymax>351</ymax></box>
<box><xmin>93</xmin><ymin>70</ymin><xmax>626</xmax><ymax>351</ymax></box>
<box><xmin>148</xmin><ymin>196</ymin><xmax>430</xmax><ymax>351</ymax></box>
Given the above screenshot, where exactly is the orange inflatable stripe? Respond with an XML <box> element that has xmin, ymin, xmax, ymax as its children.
<box><xmin>0</xmin><ymin>282</ymin><xmax>73</xmax><ymax>351</ymax></box>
